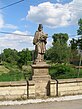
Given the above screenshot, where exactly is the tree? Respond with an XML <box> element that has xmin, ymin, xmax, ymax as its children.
<box><xmin>0</xmin><ymin>48</ymin><xmax>32</xmax><ymax>68</ymax></box>
<box><xmin>17</xmin><ymin>48</ymin><xmax>32</xmax><ymax>68</ymax></box>
<box><xmin>52</xmin><ymin>33</ymin><xmax>68</xmax><ymax>45</ymax></box>
<box><xmin>3</xmin><ymin>48</ymin><xmax>19</xmax><ymax>64</ymax></box>
<box><xmin>70</xmin><ymin>38</ymin><xmax>79</xmax><ymax>65</ymax></box>
<box><xmin>77</xmin><ymin>18</ymin><xmax>82</xmax><ymax>35</ymax></box>
<box><xmin>69</xmin><ymin>18</ymin><xmax>82</xmax><ymax>65</ymax></box>
<box><xmin>77</xmin><ymin>18</ymin><xmax>82</xmax><ymax>50</ymax></box>
<box><xmin>70</xmin><ymin>38</ymin><xmax>77</xmax><ymax>50</ymax></box>
<box><xmin>47</xmin><ymin>33</ymin><xmax>70</xmax><ymax>63</ymax></box>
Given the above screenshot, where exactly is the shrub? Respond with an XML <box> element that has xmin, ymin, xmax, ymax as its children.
<box><xmin>49</xmin><ymin>63</ymin><xmax>78</xmax><ymax>79</ymax></box>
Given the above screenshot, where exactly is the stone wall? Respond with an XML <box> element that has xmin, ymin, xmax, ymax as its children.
<box><xmin>28</xmin><ymin>81</ymin><xmax>35</xmax><ymax>98</ymax></box>
<box><xmin>0</xmin><ymin>81</ymin><xmax>27</xmax><ymax>100</ymax></box>
<box><xmin>50</xmin><ymin>78</ymin><xmax>82</xmax><ymax>97</ymax></box>
<box><xmin>0</xmin><ymin>78</ymin><xmax>82</xmax><ymax>100</ymax></box>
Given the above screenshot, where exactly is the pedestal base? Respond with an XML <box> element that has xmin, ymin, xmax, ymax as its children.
<box><xmin>31</xmin><ymin>62</ymin><xmax>51</xmax><ymax>80</ymax></box>
<box><xmin>29</xmin><ymin>62</ymin><xmax>51</xmax><ymax>98</ymax></box>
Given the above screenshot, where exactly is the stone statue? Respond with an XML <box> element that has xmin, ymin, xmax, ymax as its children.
<box><xmin>33</xmin><ymin>24</ymin><xmax>48</xmax><ymax>63</ymax></box>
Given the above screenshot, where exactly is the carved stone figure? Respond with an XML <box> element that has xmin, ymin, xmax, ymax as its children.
<box><xmin>33</xmin><ymin>24</ymin><xmax>48</xmax><ymax>63</ymax></box>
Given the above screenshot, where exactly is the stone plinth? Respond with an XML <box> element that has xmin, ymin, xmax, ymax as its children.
<box><xmin>31</xmin><ymin>63</ymin><xmax>51</xmax><ymax>81</ymax></box>
<box><xmin>29</xmin><ymin>62</ymin><xmax>51</xmax><ymax>98</ymax></box>
<box><xmin>34</xmin><ymin>80</ymin><xmax>50</xmax><ymax>98</ymax></box>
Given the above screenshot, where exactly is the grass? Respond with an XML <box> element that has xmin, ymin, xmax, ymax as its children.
<box><xmin>0</xmin><ymin>62</ymin><xmax>25</xmax><ymax>82</ymax></box>
<box><xmin>0</xmin><ymin>62</ymin><xmax>82</xmax><ymax>81</ymax></box>
<box><xmin>0</xmin><ymin>70</ymin><xmax>24</xmax><ymax>82</ymax></box>
<box><xmin>0</xmin><ymin>65</ymin><xmax>10</xmax><ymax>75</ymax></box>
<box><xmin>0</xmin><ymin>62</ymin><xmax>32</xmax><ymax>82</ymax></box>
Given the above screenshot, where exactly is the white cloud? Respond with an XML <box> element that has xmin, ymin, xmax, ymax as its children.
<box><xmin>69</xmin><ymin>0</ymin><xmax>82</xmax><ymax>24</ymax></box>
<box><xmin>47</xmin><ymin>37</ymin><xmax>53</xmax><ymax>49</ymax></box>
<box><xmin>0</xmin><ymin>14</ymin><xmax>18</xmax><ymax>30</ymax></box>
<box><xmin>0</xmin><ymin>30</ymin><xmax>52</xmax><ymax>52</ymax></box>
<box><xmin>4</xmin><ymin>24</ymin><xmax>18</xmax><ymax>29</ymax></box>
<box><xmin>0</xmin><ymin>14</ymin><xmax>4</xmax><ymax>28</ymax></box>
<box><xmin>0</xmin><ymin>30</ymin><xmax>34</xmax><ymax>51</ymax></box>
<box><xmin>0</xmin><ymin>9</ymin><xmax>18</xmax><ymax>30</ymax></box>
<box><xmin>27</xmin><ymin>0</ymin><xmax>82</xmax><ymax>28</ymax></box>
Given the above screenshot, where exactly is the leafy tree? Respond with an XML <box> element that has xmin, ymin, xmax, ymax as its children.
<box><xmin>2</xmin><ymin>48</ymin><xmax>19</xmax><ymax>64</ymax></box>
<box><xmin>69</xmin><ymin>18</ymin><xmax>82</xmax><ymax>65</ymax></box>
<box><xmin>77</xmin><ymin>18</ymin><xmax>82</xmax><ymax>35</ymax></box>
<box><xmin>69</xmin><ymin>18</ymin><xmax>82</xmax><ymax>50</ymax></box>
<box><xmin>70</xmin><ymin>38</ymin><xmax>78</xmax><ymax>64</ymax></box>
<box><xmin>0</xmin><ymin>48</ymin><xmax>32</xmax><ymax>68</ymax></box>
<box><xmin>77</xmin><ymin>18</ymin><xmax>82</xmax><ymax>50</ymax></box>
<box><xmin>70</xmin><ymin>38</ymin><xmax>77</xmax><ymax>50</ymax></box>
<box><xmin>52</xmin><ymin>33</ymin><xmax>68</xmax><ymax>45</ymax></box>
<box><xmin>47</xmin><ymin>33</ymin><xmax>70</xmax><ymax>63</ymax></box>
<box><xmin>17</xmin><ymin>48</ymin><xmax>32</xmax><ymax>68</ymax></box>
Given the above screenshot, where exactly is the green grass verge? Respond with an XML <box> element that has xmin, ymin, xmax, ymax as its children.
<box><xmin>0</xmin><ymin>62</ymin><xmax>25</xmax><ymax>81</ymax></box>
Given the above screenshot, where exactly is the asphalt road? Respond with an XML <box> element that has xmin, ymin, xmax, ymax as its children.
<box><xmin>0</xmin><ymin>99</ymin><xmax>82</xmax><ymax>109</ymax></box>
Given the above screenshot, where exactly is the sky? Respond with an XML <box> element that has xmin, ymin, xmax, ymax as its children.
<box><xmin>0</xmin><ymin>0</ymin><xmax>82</xmax><ymax>52</ymax></box>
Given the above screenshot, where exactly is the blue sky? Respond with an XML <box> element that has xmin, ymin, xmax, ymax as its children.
<box><xmin>0</xmin><ymin>0</ymin><xmax>82</xmax><ymax>52</ymax></box>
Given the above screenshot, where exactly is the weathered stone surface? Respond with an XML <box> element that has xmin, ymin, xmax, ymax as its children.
<box><xmin>0</xmin><ymin>81</ymin><xmax>27</xmax><ymax>100</ymax></box>
<box><xmin>50</xmin><ymin>78</ymin><xmax>82</xmax><ymax>96</ymax></box>
<box><xmin>0</xmin><ymin>78</ymin><xmax>82</xmax><ymax>100</ymax></box>
<box><xmin>29</xmin><ymin>63</ymin><xmax>51</xmax><ymax>98</ymax></box>
<box><xmin>28</xmin><ymin>81</ymin><xmax>35</xmax><ymax>98</ymax></box>
<box><xmin>31</xmin><ymin>63</ymin><xmax>51</xmax><ymax>80</ymax></box>
<box><xmin>33</xmin><ymin>24</ymin><xmax>48</xmax><ymax>63</ymax></box>
<box><xmin>50</xmin><ymin>80</ymin><xmax>56</xmax><ymax>96</ymax></box>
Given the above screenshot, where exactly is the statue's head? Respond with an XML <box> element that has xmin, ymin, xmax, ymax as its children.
<box><xmin>38</xmin><ymin>24</ymin><xmax>43</xmax><ymax>31</ymax></box>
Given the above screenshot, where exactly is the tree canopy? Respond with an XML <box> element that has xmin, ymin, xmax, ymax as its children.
<box><xmin>0</xmin><ymin>48</ymin><xmax>32</xmax><ymax>68</ymax></box>
<box><xmin>77</xmin><ymin>18</ymin><xmax>82</xmax><ymax>35</ymax></box>
<box><xmin>46</xmin><ymin>33</ymin><xmax>70</xmax><ymax>63</ymax></box>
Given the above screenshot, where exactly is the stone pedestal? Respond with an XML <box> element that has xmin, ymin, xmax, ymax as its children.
<box><xmin>29</xmin><ymin>62</ymin><xmax>51</xmax><ymax>98</ymax></box>
<box><xmin>31</xmin><ymin>63</ymin><xmax>51</xmax><ymax>80</ymax></box>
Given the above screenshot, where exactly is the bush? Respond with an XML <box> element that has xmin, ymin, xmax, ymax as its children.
<box><xmin>49</xmin><ymin>63</ymin><xmax>79</xmax><ymax>79</ymax></box>
<box><xmin>22</xmin><ymin>65</ymin><xmax>32</xmax><ymax>80</ymax></box>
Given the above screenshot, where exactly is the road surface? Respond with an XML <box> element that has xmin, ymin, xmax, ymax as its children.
<box><xmin>0</xmin><ymin>99</ymin><xmax>82</xmax><ymax>109</ymax></box>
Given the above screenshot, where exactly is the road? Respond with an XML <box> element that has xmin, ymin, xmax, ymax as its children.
<box><xmin>0</xmin><ymin>99</ymin><xmax>82</xmax><ymax>109</ymax></box>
